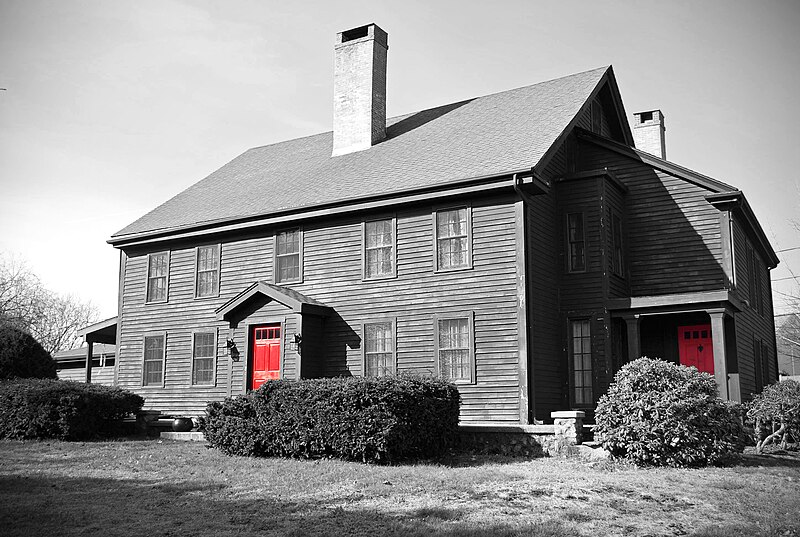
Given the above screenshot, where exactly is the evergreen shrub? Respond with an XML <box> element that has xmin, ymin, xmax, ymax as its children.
<box><xmin>204</xmin><ymin>376</ymin><xmax>461</xmax><ymax>463</ymax></box>
<box><xmin>0</xmin><ymin>378</ymin><xmax>144</xmax><ymax>440</ymax></box>
<box><xmin>0</xmin><ymin>325</ymin><xmax>56</xmax><ymax>380</ymax></box>
<box><xmin>595</xmin><ymin>357</ymin><xmax>746</xmax><ymax>467</ymax></box>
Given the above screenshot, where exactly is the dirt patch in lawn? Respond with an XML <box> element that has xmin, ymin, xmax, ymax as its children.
<box><xmin>0</xmin><ymin>440</ymin><xmax>798</xmax><ymax>537</ymax></box>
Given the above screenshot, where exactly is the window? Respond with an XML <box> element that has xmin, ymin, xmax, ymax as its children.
<box><xmin>761</xmin><ymin>339</ymin><xmax>771</xmax><ymax>386</ymax></box>
<box><xmin>364</xmin><ymin>218</ymin><xmax>395</xmax><ymax>279</ymax></box>
<box><xmin>757</xmin><ymin>265</ymin><xmax>765</xmax><ymax>317</ymax></box>
<box><xmin>611</xmin><ymin>212</ymin><xmax>624</xmax><ymax>277</ymax></box>
<box><xmin>591</xmin><ymin>100</ymin><xmax>602</xmax><ymax>134</ymax></box>
<box><xmin>363</xmin><ymin>321</ymin><xmax>394</xmax><ymax>377</ymax></box>
<box><xmin>567</xmin><ymin>212</ymin><xmax>586</xmax><ymax>272</ymax></box>
<box><xmin>195</xmin><ymin>245</ymin><xmax>220</xmax><ymax>298</ymax></box>
<box><xmin>435</xmin><ymin>314</ymin><xmax>474</xmax><ymax>383</ymax></box>
<box><xmin>275</xmin><ymin>229</ymin><xmax>301</xmax><ymax>283</ymax></box>
<box><xmin>435</xmin><ymin>207</ymin><xmax>471</xmax><ymax>271</ymax></box>
<box><xmin>192</xmin><ymin>331</ymin><xmax>216</xmax><ymax>385</ymax></box>
<box><xmin>747</xmin><ymin>244</ymin><xmax>757</xmax><ymax>308</ymax></box>
<box><xmin>146</xmin><ymin>252</ymin><xmax>169</xmax><ymax>302</ymax></box>
<box><xmin>754</xmin><ymin>337</ymin><xmax>763</xmax><ymax>392</ymax></box>
<box><xmin>570</xmin><ymin>319</ymin><xmax>592</xmax><ymax>405</ymax></box>
<box><xmin>142</xmin><ymin>334</ymin><xmax>165</xmax><ymax>386</ymax></box>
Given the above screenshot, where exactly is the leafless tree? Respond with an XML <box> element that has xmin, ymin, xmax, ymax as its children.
<box><xmin>0</xmin><ymin>253</ymin><xmax>99</xmax><ymax>354</ymax></box>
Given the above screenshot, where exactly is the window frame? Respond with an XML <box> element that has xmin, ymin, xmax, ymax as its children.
<box><xmin>194</xmin><ymin>244</ymin><xmax>221</xmax><ymax>299</ymax></box>
<box><xmin>590</xmin><ymin>100</ymin><xmax>602</xmax><ymax>134</ymax></box>
<box><xmin>141</xmin><ymin>332</ymin><xmax>166</xmax><ymax>388</ymax></box>
<box><xmin>432</xmin><ymin>205</ymin><xmax>473</xmax><ymax>273</ymax></box>
<box><xmin>433</xmin><ymin>311</ymin><xmax>476</xmax><ymax>385</ymax></box>
<box><xmin>610</xmin><ymin>211</ymin><xmax>624</xmax><ymax>277</ymax></box>
<box><xmin>190</xmin><ymin>329</ymin><xmax>217</xmax><ymax>387</ymax></box>
<box><xmin>145</xmin><ymin>251</ymin><xmax>170</xmax><ymax>304</ymax></box>
<box><xmin>569</xmin><ymin>318</ymin><xmax>593</xmax><ymax>407</ymax></box>
<box><xmin>362</xmin><ymin>216</ymin><xmax>397</xmax><ymax>281</ymax></box>
<box><xmin>273</xmin><ymin>228</ymin><xmax>303</xmax><ymax>284</ymax></box>
<box><xmin>566</xmin><ymin>212</ymin><xmax>587</xmax><ymax>273</ymax></box>
<box><xmin>361</xmin><ymin>317</ymin><xmax>396</xmax><ymax>377</ymax></box>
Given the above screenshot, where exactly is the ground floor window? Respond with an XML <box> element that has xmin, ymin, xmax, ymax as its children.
<box><xmin>192</xmin><ymin>331</ymin><xmax>216</xmax><ymax>385</ymax></box>
<box><xmin>364</xmin><ymin>321</ymin><xmax>394</xmax><ymax>377</ymax></box>
<box><xmin>570</xmin><ymin>319</ymin><xmax>592</xmax><ymax>405</ymax></box>
<box><xmin>142</xmin><ymin>334</ymin><xmax>165</xmax><ymax>386</ymax></box>
<box><xmin>436</xmin><ymin>314</ymin><xmax>474</xmax><ymax>383</ymax></box>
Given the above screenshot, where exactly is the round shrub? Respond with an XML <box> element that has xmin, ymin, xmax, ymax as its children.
<box><xmin>595</xmin><ymin>357</ymin><xmax>745</xmax><ymax>467</ymax></box>
<box><xmin>0</xmin><ymin>325</ymin><xmax>56</xmax><ymax>380</ymax></box>
<box><xmin>0</xmin><ymin>378</ymin><xmax>144</xmax><ymax>440</ymax></box>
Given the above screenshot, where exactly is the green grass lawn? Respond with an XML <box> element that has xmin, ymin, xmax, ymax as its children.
<box><xmin>1</xmin><ymin>439</ymin><xmax>798</xmax><ymax>537</ymax></box>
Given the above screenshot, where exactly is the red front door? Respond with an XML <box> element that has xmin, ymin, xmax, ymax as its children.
<box><xmin>678</xmin><ymin>324</ymin><xmax>714</xmax><ymax>374</ymax></box>
<box><xmin>251</xmin><ymin>325</ymin><xmax>281</xmax><ymax>390</ymax></box>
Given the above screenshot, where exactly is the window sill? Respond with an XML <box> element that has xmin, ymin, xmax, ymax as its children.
<box><xmin>193</xmin><ymin>294</ymin><xmax>220</xmax><ymax>301</ymax></box>
<box><xmin>362</xmin><ymin>273</ymin><xmax>398</xmax><ymax>282</ymax></box>
<box><xmin>145</xmin><ymin>299</ymin><xmax>168</xmax><ymax>305</ymax></box>
<box><xmin>434</xmin><ymin>265</ymin><xmax>473</xmax><ymax>274</ymax></box>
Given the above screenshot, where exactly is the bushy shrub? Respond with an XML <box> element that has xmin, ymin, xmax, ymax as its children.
<box><xmin>595</xmin><ymin>357</ymin><xmax>746</xmax><ymax>467</ymax></box>
<box><xmin>0</xmin><ymin>325</ymin><xmax>56</xmax><ymax>379</ymax></box>
<box><xmin>747</xmin><ymin>379</ymin><xmax>800</xmax><ymax>452</ymax></box>
<box><xmin>0</xmin><ymin>378</ymin><xmax>144</xmax><ymax>440</ymax></box>
<box><xmin>204</xmin><ymin>375</ymin><xmax>461</xmax><ymax>463</ymax></box>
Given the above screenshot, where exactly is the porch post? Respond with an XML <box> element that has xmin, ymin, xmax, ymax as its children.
<box><xmin>84</xmin><ymin>339</ymin><xmax>94</xmax><ymax>383</ymax></box>
<box><xmin>707</xmin><ymin>309</ymin><xmax>729</xmax><ymax>399</ymax></box>
<box><xmin>622</xmin><ymin>314</ymin><xmax>641</xmax><ymax>362</ymax></box>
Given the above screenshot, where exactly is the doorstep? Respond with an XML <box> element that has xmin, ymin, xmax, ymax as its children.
<box><xmin>159</xmin><ymin>431</ymin><xmax>205</xmax><ymax>442</ymax></box>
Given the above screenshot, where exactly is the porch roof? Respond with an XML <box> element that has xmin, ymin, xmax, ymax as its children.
<box><xmin>77</xmin><ymin>316</ymin><xmax>118</xmax><ymax>345</ymax></box>
<box><xmin>215</xmin><ymin>281</ymin><xmax>332</xmax><ymax>324</ymax></box>
<box><xmin>607</xmin><ymin>290</ymin><xmax>745</xmax><ymax>316</ymax></box>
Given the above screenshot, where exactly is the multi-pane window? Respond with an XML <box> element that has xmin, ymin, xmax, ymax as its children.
<box><xmin>142</xmin><ymin>334</ymin><xmax>165</xmax><ymax>386</ymax></box>
<box><xmin>365</xmin><ymin>219</ymin><xmax>394</xmax><ymax>278</ymax></box>
<box><xmin>437</xmin><ymin>316</ymin><xmax>473</xmax><ymax>383</ymax></box>
<box><xmin>436</xmin><ymin>208</ymin><xmax>470</xmax><ymax>270</ymax></box>
<box><xmin>364</xmin><ymin>322</ymin><xmax>394</xmax><ymax>377</ymax></box>
<box><xmin>754</xmin><ymin>337</ymin><xmax>763</xmax><ymax>392</ymax></box>
<box><xmin>747</xmin><ymin>244</ymin><xmax>757</xmax><ymax>309</ymax></box>
<box><xmin>195</xmin><ymin>245</ymin><xmax>220</xmax><ymax>297</ymax></box>
<box><xmin>275</xmin><ymin>229</ymin><xmax>301</xmax><ymax>283</ymax></box>
<box><xmin>570</xmin><ymin>319</ymin><xmax>592</xmax><ymax>405</ymax></box>
<box><xmin>567</xmin><ymin>213</ymin><xmax>586</xmax><ymax>272</ymax></box>
<box><xmin>192</xmin><ymin>332</ymin><xmax>215</xmax><ymax>385</ymax></box>
<box><xmin>591</xmin><ymin>100</ymin><xmax>602</xmax><ymax>134</ymax></box>
<box><xmin>611</xmin><ymin>213</ymin><xmax>624</xmax><ymax>277</ymax></box>
<box><xmin>757</xmin><ymin>265</ymin><xmax>765</xmax><ymax>317</ymax></box>
<box><xmin>146</xmin><ymin>252</ymin><xmax>169</xmax><ymax>302</ymax></box>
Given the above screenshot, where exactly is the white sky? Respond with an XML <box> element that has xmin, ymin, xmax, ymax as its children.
<box><xmin>1</xmin><ymin>0</ymin><xmax>799</xmax><ymax>318</ymax></box>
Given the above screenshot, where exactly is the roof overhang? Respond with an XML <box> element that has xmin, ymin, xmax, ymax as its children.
<box><xmin>706</xmin><ymin>191</ymin><xmax>780</xmax><ymax>269</ymax></box>
<box><xmin>608</xmin><ymin>290</ymin><xmax>744</xmax><ymax>316</ymax></box>
<box><xmin>216</xmin><ymin>281</ymin><xmax>332</xmax><ymax>326</ymax></box>
<box><xmin>78</xmin><ymin>316</ymin><xmax>118</xmax><ymax>344</ymax></box>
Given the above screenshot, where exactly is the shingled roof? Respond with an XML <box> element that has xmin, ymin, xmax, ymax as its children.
<box><xmin>112</xmin><ymin>66</ymin><xmax>611</xmax><ymax>242</ymax></box>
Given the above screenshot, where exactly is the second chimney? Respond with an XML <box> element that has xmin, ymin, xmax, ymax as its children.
<box><xmin>332</xmin><ymin>24</ymin><xmax>388</xmax><ymax>157</ymax></box>
<box><xmin>632</xmin><ymin>110</ymin><xmax>666</xmax><ymax>160</ymax></box>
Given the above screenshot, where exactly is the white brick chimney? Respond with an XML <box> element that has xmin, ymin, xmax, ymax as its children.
<box><xmin>632</xmin><ymin>110</ymin><xmax>666</xmax><ymax>160</ymax></box>
<box><xmin>332</xmin><ymin>24</ymin><xmax>388</xmax><ymax>157</ymax></box>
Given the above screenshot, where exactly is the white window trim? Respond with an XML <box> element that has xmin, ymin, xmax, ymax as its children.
<box><xmin>194</xmin><ymin>244</ymin><xmax>221</xmax><ymax>299</ymax></box>
<box><xmin>432</xmin><ymin>205</ymin><xmax>473</xmax><ymax>273</ymax></box>
<box><xmin>362</xmin><ymin>216</ymin><xmax>397</xmax><ymax>281</ymax></box>
<box><xmin>190</xmin><ymin>329</ymin><xmax>217</xmax><ymax>387</ymax></box>
<box><xmin>141</xmin><ymin>331</ymin><xmax>167</xmax><ymax>388</ymax></box>
<box><xmin>273</xmin><ymin>228</ymin><xmax>303</xmax><ymax>284</ymax></box>
<box><xmin>433</xmin><ymin>311</ymin><xmax>475</xmax><ymax>385</ymax></box>
<box><xmin>361</xmin><ymin>317</ymin><xmax>397</xmax><ymax>377</ymax></box>
<box><xmin>145</xmin><ymin>251</ymin><xmax>170</xmax><ymax>304</ymax></box>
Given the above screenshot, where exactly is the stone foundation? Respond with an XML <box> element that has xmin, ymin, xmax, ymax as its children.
<box><xmin>459</xmin><ymin>411</ymin><xmax>585</xmax><ymax>457</ymax></box>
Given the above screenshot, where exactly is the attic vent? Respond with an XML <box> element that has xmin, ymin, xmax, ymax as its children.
<box><xmin>639</xmin><ymin>111</ymin><xmax>654</xmax><ymax>123</ymax></box>
<box><xmin>342</xmin><ymin>26</ymin><xmax>369</xmax><ymax>42</ymax></box>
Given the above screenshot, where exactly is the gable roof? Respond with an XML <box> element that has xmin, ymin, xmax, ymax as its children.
<box><xmin>111</xmin><ymin>66</ymin><xmax>616</xmax><ymax>245</ymax></box>
<box><xmin>216</xmin><ymin>281</ymin><xmax>332</xmax><ymax>325</ymax></box>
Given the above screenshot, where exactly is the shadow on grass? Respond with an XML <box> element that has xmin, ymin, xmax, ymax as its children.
<box><xmin>738</xmin><ymin>449</ymin><xmax>800</xmax><ymax>468</ymax></box>
<box><xmin>0</xmin><ymin>474</ymin><xmax>571</xmax><ymax>537</ymax></box>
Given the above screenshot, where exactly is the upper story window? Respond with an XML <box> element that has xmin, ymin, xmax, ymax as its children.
<box><xmin>275</xmin><ymin>229</ymin><xmax>302</xmax><ymax>283</ymax></box>
<box><xmin>435</xmin><ymin>314</ymin><xmax>474</xmax><ymax>384</ymax></box>
<box><xmin>567</xmin><ymin>212</ymin><xmax>586</xmax><ymax>272</ymax></box>
<box><xmin>192</xmin><ymin>331</ymin><xmax>216</xmax><ymax>386</ymax></box>
<box><xmin>591</xmin><ymin>100</ymin><xmax>602</xmax><ymax>134</ymax></box>
<box><xmin>435</xmin><ymin>207</ymin><xmax>471</xmax><ymax>271</ymax></box>
<box><xmin>364</xmin><ymin>218</ymin><xmax>395</xmax><ymax>279</ymax></box>
<box><xmin>195</xmin><ymin>245</ymin><xmax>220</xmax><ymax>298</ymax></box>
<box><xmin>146</xmin><ymin>252</ymin><xmax>169</xmax><ymax>303</ymax></box>
<box><xmin>363</xmin><ymin>321</ymin><xmax>394</xmax><ymax>377</ymax></box>
<box><xmin>142</xmin><ymin>333</ymin><xmax>165</xmax><ymax>387</ymax></box>
<box><xmin>611</xmin><ymin>212</ymin><xmax>624</xmax><ymax>277</ymax></box>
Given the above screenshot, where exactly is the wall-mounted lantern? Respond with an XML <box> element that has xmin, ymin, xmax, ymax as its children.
<box><xmin>226</xmin><ymin>338</ymin><xmax>240</xmax><ymax>362</ymax></box>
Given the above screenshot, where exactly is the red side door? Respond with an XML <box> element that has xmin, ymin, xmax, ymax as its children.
<box><xmin>251</xmin><ymin>325</ymin><xmax>281</xmax><ymax>390</ymax></box>
<box><xmin>677</xmin><ymin>324</ymin><xmax>714</xmax><ymax>374</ymax></box>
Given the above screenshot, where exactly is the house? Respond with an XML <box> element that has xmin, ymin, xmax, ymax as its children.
<box><xmin>776</xmin><ymin>313</ymin><xmax>800</xmax><ymax>377</ymax></box>
<box><xmin>94</xmin><ymin>23</ymin><xmax>779</xmax><ymax>424</ymax></box>
<box><xmin>54</xmin><ymin>342</ymin><xmax>116</xmax><ymax>385</ymax></box>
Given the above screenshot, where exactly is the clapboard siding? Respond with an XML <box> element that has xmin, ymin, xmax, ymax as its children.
<box><xmin>118</xmin><ymin>193</ymin><xmax>521</xmax><ymax>421</ymax></box>
<box><xmin>731</xmin><ymin>216</ymin><xmax>777</xmax><ymax>399</ymax></box>
<box><xmin>579</xmin><ymin>141</ymin><xmax>725</xmax><ymax>296</ymax></box>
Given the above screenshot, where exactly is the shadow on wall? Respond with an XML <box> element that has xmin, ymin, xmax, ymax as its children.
<box><xmin>319</xmin><ymin>310</ymin><xmax>360</xmax><ymax>377</ymax></box>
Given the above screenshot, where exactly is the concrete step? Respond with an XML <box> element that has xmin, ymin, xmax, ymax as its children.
<box><xmin>159</xmin><ymin>431</ymin><xmax>205</xmax><ymax>442</ymax></box>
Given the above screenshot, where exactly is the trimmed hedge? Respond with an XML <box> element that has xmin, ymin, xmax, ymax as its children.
<box><xmin>0</xmin><ymin>378</ymin><xmax>144</xmax><ymax>440</ymax></box>
<box><xmin>595</xmin><ymin>358</ymin><xmax>746</xmax><ymax>467</ymax></box>
<box><xmin>0</xmin><ymin>325</ymin><xmax>56</xmax><ymax>380</ymax></box>
<box><xmin>204</xmin><ymin>376</ymin><xmax>461</xmax><ymax>463</ymax></box>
